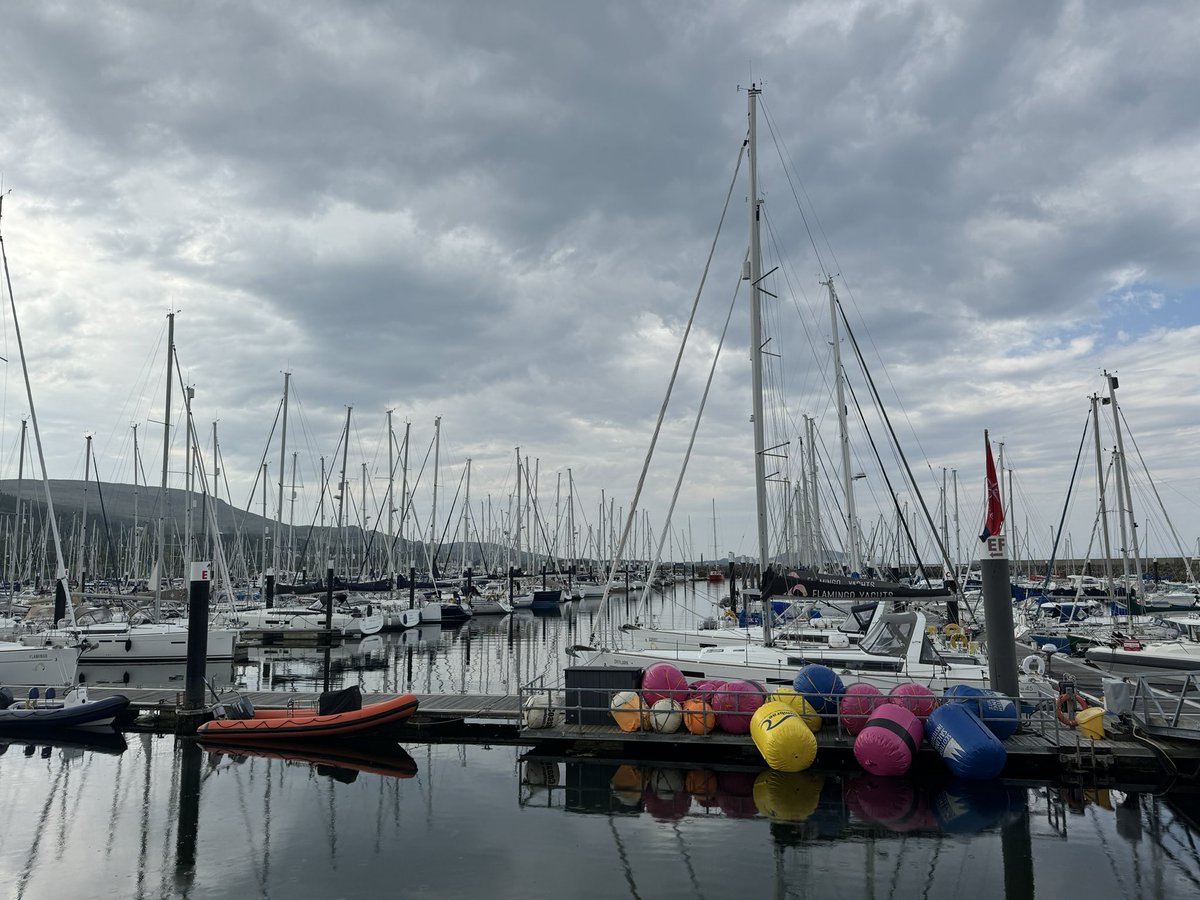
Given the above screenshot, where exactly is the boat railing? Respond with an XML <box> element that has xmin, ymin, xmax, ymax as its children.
<box><xmin>519</xmin><ymin>670</ymin><xmax>1073</xmax><ymax>743</ymax></box>
<box><xmin>1122</xmin><ymin>672</ymin><xmax>1200</xmax><ymax>741</ymax></box>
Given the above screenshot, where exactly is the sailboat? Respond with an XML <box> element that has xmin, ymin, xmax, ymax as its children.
<box><xmin>0</xmin><ymin>193</ymin><xmax>81</xmax><ymax>686</ymax></box>
<box><xmin>21</xmin><ymin>313</ymin><xmax>241</xmax><ymax>663</ymax></box>
<box><xmin>575</xmin><ymin>87</ymin><xmax>985</xmax><ymax>691</ymax></box>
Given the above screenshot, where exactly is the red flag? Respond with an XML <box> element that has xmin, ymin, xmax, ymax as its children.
<box><xmin>979</xmin><ymin>430</ymin><xmax>1003</xmax><ymax>541</ymax></box>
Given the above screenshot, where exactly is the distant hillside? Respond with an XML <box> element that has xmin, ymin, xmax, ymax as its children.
<box><xmin>0</xmin><ymin>479</ymin><xmax>276</xmax><ymax>534</ymax></box>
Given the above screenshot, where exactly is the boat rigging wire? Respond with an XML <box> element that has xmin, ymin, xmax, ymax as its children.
<box><xmin>591</xmin><ymin>137</ymin><xmax>746</xmax><ymax>641</ymax></box>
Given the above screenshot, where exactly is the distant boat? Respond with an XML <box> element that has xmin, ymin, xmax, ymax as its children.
<box><xmin>1084</xmin><ymin>617</ymin><xmax>1200</xmax><ymax>673</ymax></box>
<box><xmin>0</xmin><ymin>641</ymin><xmax>80</xmax><ymax>687</ymax></box>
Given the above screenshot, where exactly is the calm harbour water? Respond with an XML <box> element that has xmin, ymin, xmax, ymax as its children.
<box><xmin>3</xmin><ymin>583</ymin><xmax>1200</xmax><ymax>898</ymax></box>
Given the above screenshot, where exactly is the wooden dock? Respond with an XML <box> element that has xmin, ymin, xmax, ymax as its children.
<box><xmin>31</xmin><ymin>684</ymin><xmax>1200</xmax><ymax>785</ymax></box>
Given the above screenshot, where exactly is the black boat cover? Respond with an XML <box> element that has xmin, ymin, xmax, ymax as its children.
<box><xmin>318</xmin><ymin>685</ymin><xmax>363</xmax><ymax>716</ymax></box>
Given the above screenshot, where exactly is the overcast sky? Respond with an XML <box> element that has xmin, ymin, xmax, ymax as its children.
<box><xmin>1</xmin><ymin>1</ymin><xmax>1198</xmax><ymax>576</ymax></box>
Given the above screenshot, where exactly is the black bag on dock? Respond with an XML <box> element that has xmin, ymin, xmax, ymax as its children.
<box><xmin>318</xmin><ymin>685</ymin><xmax>363</xmax><ymax>716</ymax></box>
<box><xmin>0</xmin><ymin>687</ymin><xmax>12</xmax><ymax>710</ymax></box>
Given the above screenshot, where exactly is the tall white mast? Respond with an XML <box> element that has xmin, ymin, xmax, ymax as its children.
<box><xmin>826</xmin><ymin>277</ymin><xmax>861</xmax><ymax>574</ymax></box>
<box><xmin>183</xmin><ymin>384</ymin><xmax>194</xmax><ymax>576</ymax></box>
<box><xmin>430</xmin><ymin>416</ymin><xmax>441</xmax><ymax>577</ymax></box>
<box><xmin>515</xmin><ymin>447</ymin><xmax>522</xmax><ymax>571</ymax></box>
<box><xmin>1090</xmin><ymin>393</ymin><xmax>1116</xmax><ymax>597</ymax></box>
<box><xmin>386</xmin><ymin>409</ymin><xmax>396</xmax><ymax>582</ymax></box>
<box><xmin>746</xmin><ymin>84</ymin><xmax>773</xmax><ymax>643</ymax></box>
<box><xmin>336</xmin><ymin>407</ymin><xmax>352</xmax><ymax>574</ymax></box>
<box><xmin>1106</xmin><ymin>372</ymin><xmax>1144</xmax><ymax>591</ymax></box>
<box><xmin>155</xmin><ymin>311</ymin><xmax>175</xmax><ymax>620</ymax></box>
<box><xmin>711</xmin><ymin>498</ymin><xmax>718</xmax><ymax>562</ymax></box>
<box><xmin>11</xmin><ymin>419</ymin><xmax>27</xmax><ymax>597</ymax></box>
<box><xmin>462</xmin><ymin>458</ymin><xmax>472</xmax><ymax>573</ymax></box>
<box><xmin>273</xmin><ymin>371</ymin><xmax>290</xmax><ymax>576</ymax></box>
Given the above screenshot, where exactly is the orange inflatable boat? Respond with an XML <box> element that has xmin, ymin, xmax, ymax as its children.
<box><xmin>198</xmin><ymin>687</ymin><xmax>419</xmax><ymax>741</ymax></box>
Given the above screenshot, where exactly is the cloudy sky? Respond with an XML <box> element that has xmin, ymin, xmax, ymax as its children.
<box><xmin>1</xmin><ymin>0</ymin><xmax>1198</xmax><ymax>575</ymax></box>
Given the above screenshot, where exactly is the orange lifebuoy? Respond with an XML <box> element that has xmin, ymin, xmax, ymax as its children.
<box><xmin>1056</xmin><ymin>692</ymin><xmax>1089</xmax><ymax>727</ymax></box>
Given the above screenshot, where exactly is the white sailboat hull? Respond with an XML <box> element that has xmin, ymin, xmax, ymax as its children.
<box><xmin>1084</xmin><ymin>640</ymin><xmax>1200</xmax><ymax>674</ymax></box>
<box><xmin>582</xmin><ymin>645</ymin><xmax>990</xmax><ymax>692</ymax></box>
<box><xmin>0</xmin><ymin>642</ymin><xmax>81</xmax><ymax>686</ymax></box>
<box><xmin>26</xmin><ymin>624</ymin><xmax>240</xmax><ymax>662</ymax></box>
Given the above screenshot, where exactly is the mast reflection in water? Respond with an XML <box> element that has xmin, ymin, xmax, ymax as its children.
<box><xmin>1</xmin><ymin>733</ymin><xmax>1200</xmax><ymax>899</ymax></box>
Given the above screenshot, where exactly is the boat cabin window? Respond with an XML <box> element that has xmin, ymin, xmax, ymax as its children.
<box><xmin>860</xmin><ymin>613</ymin><xmax>916</xmax><ymax>658</ymax></box>
<box><xmin>919</xmin><ymin>635</ymin><xmax>945</xmax><ymax>666</ymax></box>
<box><xmin>838</xmin><ymin>603</ymin><xmax>878</xmax><ymax>635</ymax></box>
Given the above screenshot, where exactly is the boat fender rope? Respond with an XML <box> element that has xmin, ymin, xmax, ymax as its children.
<box><xmin>1056</xmin><ymin>693</ymin><xmax>1089</xmax><ymax>727</ymax></box>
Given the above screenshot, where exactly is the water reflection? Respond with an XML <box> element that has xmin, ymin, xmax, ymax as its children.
<box><xmin>101</xmin><ymin>582</ymin><xmax>720</xmax><ymax>691</ymax></box>
<box><xmin>198</xmin><ymin>739</ymin><xmax>418</xmax><ymax>783</ymax></box>
<box><xmin>1</xmin><ymin>736</ymin><xmax>1200</xmax><ymax>898</ymax></box>
<box><xmin>77</xmin><ymin>659</ymin><xmax>236</xmax><ymax>690</ymax></box>
<box><xmin>521</xmin><ymin>758</ymin><xmax>1034</xmax><ymax>837</ymax></box>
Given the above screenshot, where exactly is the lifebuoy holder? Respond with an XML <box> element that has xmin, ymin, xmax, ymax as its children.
<box><xmin>1056</xmin><ymin>692</ymin><xmax>1089</xmax><ymax>727</ymax></box>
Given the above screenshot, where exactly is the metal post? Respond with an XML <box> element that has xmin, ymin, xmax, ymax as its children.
<box><xmin>982</xmin><ymin>541</ymin><xmax>1019</xmax><ymax>697</ymax></box>
<box><xmin>184</xmin><ymin>560</ymin><xmax>211</xmax><ymax>711</ymax></box>
<box><xmin>324</xmin><ymin>563</ymin><xmax>334</xmax><ymax>632</ymax></box>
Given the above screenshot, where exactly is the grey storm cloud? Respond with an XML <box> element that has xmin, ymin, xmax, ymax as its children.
<box><xmin>1</xmin><ymin>0</ymin><xmax>1198</xmax><ymax>568</ymax></box>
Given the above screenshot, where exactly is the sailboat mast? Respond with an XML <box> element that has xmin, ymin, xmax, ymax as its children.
<box><xmin>386</xmin><ymin>409</ymin><xmax>396</xmax><ymax>581</ymax></box>
<box><xmin>336</xmin><ymin>407</ymin><xmax>352</xmax><ymax>574</ymax></box>
<box><xmin>288</xmin><ymin>451</ymin><xmax>297</xmax><ymax>576</ymax></box>
<box><xmin>132</xmin><ymin>424</ymin><xmax>139</xmax><ymax>586</ymax></box>
<box><xmin>183</xmin><ymin>384</ymin><xmax>194</xmax><ymax>575</ymax></box>
<box><xmin>361</xmin><ymin>461</ymin><xmax>368</xmax><ymax>575</ymax></box>
<box><xmin>401</xmin><ymin>421</ymin><xmax>411</xmax><ymax>569</ymax></box>
<box><xmin>210</xmin><ymin>420</ymin><xmax>218</xmax><ymax>566</ymax></box>
<box><xmin>711</xmin><ymin>497</ymin><xmax>718</xmax><ymax>562</ymax></box>
<box><xmin>746</xmin><ymin>84</ymin><xmax>772</xmax><ymax>644</ymax></box>
<box><xmin>0</xmin><ymin>197</ymin><xmax>75</xmax><ymax>625</ymax></box>
<box><xmin>430</xmin><ymin>416</ymin><xmax>440</xmax><ymax>577</ymax></box>
<box><xmin>274</xmin><ymin>371</ymin><xmax>290</xmax><ymax>576</ymax></box>
<box><xmin>156</xmin><ymin>311</ymin><xmax>175</xmax><ymax>619</ymax></box>
<box><xmin>1106</xmin><ymin>373</ymin><xmax>1144</xmax><ymax>592</ymax></box>
<box><xmin>1090</xmin><ymin>394</ymin><xmax>1116</xmax><ymax>595</ymax></box>
<box><xmin>515</xmin><ymin>447</ymin><xmax>522</xmax><ymax>571</ymax></box>
<box><xmin>567</xmin><ymin>468</ymin><xmax>576</xmax><ymax>571</ymax></box>
<box><xmin>462</xmin><ymin>458</ymin><xmax>472</xmax><ymax>574</ymax></box>
<box><xmin>78</xmin><ymin>434</ymin><xmax>91</xmax><ymax>585</ymax></box>
<box><xmin>826</xmin><ymin>278</ymin><xmax>861</xmax><ymax>574</ymax></box>
<box><xmin>11</xmin><ymin>419</ymin><xmax>27</xmax><ymax>602</ymax></box>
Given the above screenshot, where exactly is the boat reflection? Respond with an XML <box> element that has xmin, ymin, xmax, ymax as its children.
<box><xmin>0</xmin><ymin>727</ymin><xmax>129</xmax><ymax>758</ymax></box>
<box><xmin>198</xmin><ymin>738</ymin><xmax>418</xmax><ymax>783</ymax></box>
<box><xmin>77</xmin><ymin>658</ymin><xmax>236</xmax><ymax>690</ymax></box>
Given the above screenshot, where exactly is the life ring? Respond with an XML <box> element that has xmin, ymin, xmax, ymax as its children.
<box><xmin>949</xmin><ymin>633</ymin><xmax>968</xmax><ymax>650</ymax></box>
<box><xmin>1056</xmin><ymin>692</ymin><xmax>1090</xmax><ymax>727</ymax></box>
<box><xmin>1021</xmin><ymin>654</ymin><xmax>1045</xmax><ymax>676</ymax></box>
<box><xmin>943</xmin><ymin>623</ymin><xmax>964</xmax><ymax>638</ymax></box>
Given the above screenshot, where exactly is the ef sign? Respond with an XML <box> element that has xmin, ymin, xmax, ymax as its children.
<box><xmin>190</xmin><ymin>562</ymin><xmax>212</xmax><ymax>582</ymax></box>
<box><xmin>984</xmin><ymin>535</ymin><xmax>1007</xmax><ymax>560</ymax></box>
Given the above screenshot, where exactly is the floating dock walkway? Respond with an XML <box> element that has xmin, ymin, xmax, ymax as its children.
<box><xmin>17</xmin><ymin>682</ymin><xmax>1197</xmax><ymax>786</ymax></box>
